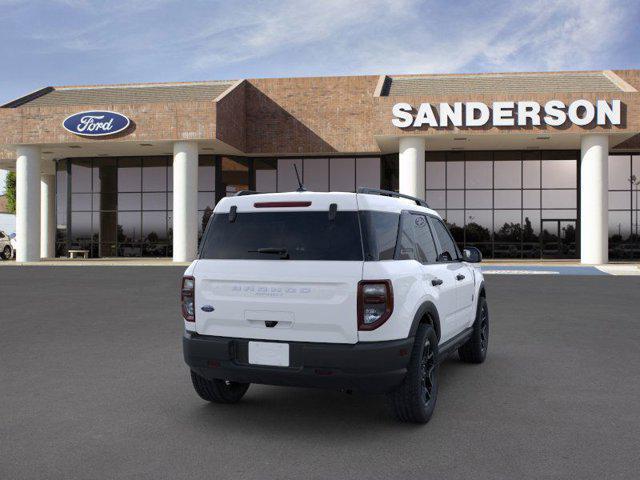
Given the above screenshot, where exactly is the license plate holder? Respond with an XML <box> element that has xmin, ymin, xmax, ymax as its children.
<box><xmin>248</xmin><ymin>341</ymin><xmax>290</xmax><ymax>367</ymax></box>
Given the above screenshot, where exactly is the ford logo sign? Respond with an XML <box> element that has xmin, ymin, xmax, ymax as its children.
<box><xmin>62</xmin><ymin>110</ymin><xmax>130</xmax><ymax>137</ymax></box>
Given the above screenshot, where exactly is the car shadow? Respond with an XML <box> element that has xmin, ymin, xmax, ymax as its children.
<box><xmin>183</xmin><ymin>356</ymin><xmax>467</xmax><ymax>433</ymax></box>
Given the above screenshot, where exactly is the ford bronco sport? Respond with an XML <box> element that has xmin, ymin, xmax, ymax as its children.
<box><xmin>182</xmin><ymin>188</ymin><xmax>488</xmax><ymax>423</ymax></box>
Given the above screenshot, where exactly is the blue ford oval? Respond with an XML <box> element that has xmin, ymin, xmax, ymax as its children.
<box><xmin>63</xmin><ymin>110</ymin><xmax>130</xmax><ymax>137</ymax></box>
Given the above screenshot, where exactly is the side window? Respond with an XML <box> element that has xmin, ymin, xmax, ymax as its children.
<box><xmin>360</xmin><ymin>211</ymin><xmax>400</xmax><ymax>261</ymax></box>
<box><xmin>430</xmin><ymin>217</ymin><xmax>460</xmax><ymax>261</ymax></box>
<box><xmin>395</xmin><ymin>212</ymin><xmax>416</xmax><ymax>261</ymax></box>
<box><xmin>0</xmin><ymin>232</ymin><xmax>5</xmax><ymax>239</ymax></box>
<box><xmin>411</xmin><ymin>214</ymin><xmax>438</xmax><ymax>264</ymax></box>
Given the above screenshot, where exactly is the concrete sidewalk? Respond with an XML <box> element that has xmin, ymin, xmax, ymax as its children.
<box><xmin>1</xmin><ymin>257</ymin><xmax>639</xmax><ymax>275</ymax></box>
<box><xmin>0</xmin><ymin>257</ymin><xmax>190</xmax><ymax>267</ymax></box>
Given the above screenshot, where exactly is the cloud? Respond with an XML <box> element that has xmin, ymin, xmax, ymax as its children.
<box><xmin>0</xmin><ymin>0</ymin><xmax>637</xmax><ymax>106</ymax></box>
<box><xmin>352</xmin><ymin>0</ymin><xmax>631</xmax><ymax>74</ymax></box>
<box><xmin>189</xmin><ymin>0</ymin><xmax>416</xmax><ymax>71</ymax></box>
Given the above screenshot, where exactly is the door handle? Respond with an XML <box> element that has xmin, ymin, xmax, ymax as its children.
<box><xmin>456</xmin><ymin>274</ymin><xmax>465</xmax><ymax>281</ymax></box>
<box><xmin>431</xmin><ymin>278</ymin><xmax>443</xmax><ymax>286</ymax></box>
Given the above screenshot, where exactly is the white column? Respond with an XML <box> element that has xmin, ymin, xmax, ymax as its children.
<box><xmin>40</xmin><ymin>161</ymin><xmax>56</xmax><ymax>259</ymax></box>
<box><xmin>16</xmin><ymin>146</ymin><xmax>41</xmax><ymax>262</ymax></box>
<box><xmin>173</xmin><ymin>141</ymin><xmax>199</xmax><ymax>262</ymax></box>
<box><xmin>580</xmin><ymin>134</ymin><xmax>609</xmax><ymax>264</ymax></box>
<box><xmin>399</xmin><ymin>137</ymin><xmax>425</xmax><ymax>199</ymax></box>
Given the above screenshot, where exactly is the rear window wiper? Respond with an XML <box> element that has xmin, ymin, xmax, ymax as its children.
<box><xmin>248</xmin><ymin>247</ymin><xmax>290</xmax><ymax>259</ymax></box>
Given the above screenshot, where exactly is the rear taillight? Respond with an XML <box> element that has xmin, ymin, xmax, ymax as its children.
<box><xmin>357</xmin><ymin>280</ymin><xmax>393</xmax><ymax>330</ymax></box>
<box><xmin>181</xmin><ymin>276</ymin><xmax>195</xmax><ymax>322</ymax></box>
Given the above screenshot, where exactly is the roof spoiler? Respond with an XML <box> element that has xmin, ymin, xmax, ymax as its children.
<box><xmin>357</xmin><ymin>188</ymin><xmax>429</xmax><ymax>208</ymax></box>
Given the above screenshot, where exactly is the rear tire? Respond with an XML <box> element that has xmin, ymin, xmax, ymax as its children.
<box><xmin>386</xmin><ymin>323</ymin><xmax>439</xmax><ymax>424</ymax></box>
<box><xmin>190</xmin><ymin>370</ymin><xmax>250</xmax><ymax>404</ymax></box>
<box><xmin>2</xmin><ymin>246</ymin><xmax>11</xmax><ymax>260</ymax></box>
<box><xmin>458</xmin><ymin>296</ymin><xmax>489</xmax><ymax>364</ymax></box>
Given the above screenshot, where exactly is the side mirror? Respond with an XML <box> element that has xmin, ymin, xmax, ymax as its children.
<box><xmin>462</xmin><ymin>246</ymin><xmax>482</xmax><ymax>263</ymax></box>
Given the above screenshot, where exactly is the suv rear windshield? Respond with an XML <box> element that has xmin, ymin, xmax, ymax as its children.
<box><xmin>200</xmin><ymin>211</ymin><xmax>364</xmax><ymax>261</ymax></box>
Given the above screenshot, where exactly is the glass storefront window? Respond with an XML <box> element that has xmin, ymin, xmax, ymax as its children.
<box><xmin>356</xmin><ymin>157</ymin><xmax>381</xmax><ymax>190</ymax></box>
<box><xmin>71</xmin><ymin>159</ymin><xmax>92</xmax><ymax>192</ymax></box>
<box><xmin>608</xmin><ymin>154</ymin><xmax>639</xmax><ymax>260</ymax></box>
<box><xmin>465</xmin><ymin>161</ymin><xmax>492</xmax><ymax>189</ymax></box>
<box><xmin>446</xmin><ymin>190</ymin><xmax>464</xmax><ymax>209</ymax></box>
<box><xmin>541</xmin><ymin>159</ymin><xmax>576</xmax><ymax>188</ymax></box>
<box><xmin>446</xmin><ymin>161</ymin><xmax>464</xmax><ymax>189</ymax></box>
<box><xmin>118</xmin><ymin>158</ymin><xmax>142</xmax><ymax>192</ymax></box>
<box><xmin>425</xmin><ymin>161</ymin><xmax>445</xmax><ymax>189</ymax></box>
<box><xmin>494</xmin><ymin>161</ymin><xmax>521</xmax><ymax>188</ymax></box>
<box><xmin>143</xmin><ymin>157</ymin><xmax>168</xmax><ymax>192</ymax></box>
<box><xmin>304</xmin><ymin>158</ymin><xmax>329</xmax><ymax>192</ymax></box>
<box><xmin>426</xmin><ymin>190</ymin><xmax>446</xmax><ymax>210</ymax></box>
<box><xmin>425</xmin><ymin>151</ymin><xmax>580</xmax><ymax>259</ymax></box>
<box><xmin>329</xmin><ymin>157</ymin><xmax>355</xmax><ymax>191</ymax></box>
<box><xmin>255</xmin><ymin>158</ymin><xmax>277</xmax><ymax>192</ymax></box>
<box><xmin>494</xmin><ymin>190</ymin><xmax>521</xmax><ymax>209</ymax></box>
<box><xmin>523</xmin><ymin>160</ymin><xmax>541</xmax><ymax>188</ymax></box>
<box><xmin>465</xmin><ymin>190</ymin><xmax>492</xmax><ymax>209</ymax></box>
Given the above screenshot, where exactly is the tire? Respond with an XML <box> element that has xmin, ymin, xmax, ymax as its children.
<box><xmin>2</xmin><ymin>246</ymin><xmax>11</xmax><ymax>260</ymax></box>
<box><xmin>458</xmin><ymin>296</ymin><xmax>489</xmax><ymax>364</ymax></box>
<box><xmin>386</xmin><ymin>323</ymin><xmax>439</xmax><ymax>424</ymax></box>
<box><xmin>190</xmin><ymin>370</ymin><xmax>250</xmax><ymax>404</ymax></box>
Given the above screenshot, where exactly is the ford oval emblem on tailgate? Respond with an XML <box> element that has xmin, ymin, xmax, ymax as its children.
<box><xmin>201</xmin><ymin>305</ymin><xmax>215</xmax><ymax>312</ymax></box>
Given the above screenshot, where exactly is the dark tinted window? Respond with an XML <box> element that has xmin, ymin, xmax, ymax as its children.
<box><xmin>360</xmin><ymin>211</ymin><xmax>399</xmax><ymax>261</ymax></box>
<box><xmin>200</xmin><ymin>211</ymin><xmax>363</xmax><ymax>261</ymax></box>
<box><xmin>430</xmin><ymin>217</ymin><xmax>460</xmax><ymax>261</ymax></box>
<box><xmin>412</xmin><ymin>214</ymin><xmax>438</xmax><ymax>263</ymax></box>
<box><xmin>396</xmin><ymin>212</ymin><xmax>416</xmax><ymax>261</ymax></box>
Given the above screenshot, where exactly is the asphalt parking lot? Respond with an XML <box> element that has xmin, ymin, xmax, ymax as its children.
<box><xmin>1</xmin><ymin>267</ymin><xmax>639</xmax><ymax>480</ymax></box>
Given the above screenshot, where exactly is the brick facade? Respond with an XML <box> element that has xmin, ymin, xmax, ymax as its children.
<box><xmin>0</xmin><ymin>70</ymin><xmax>638</xmax><ymax>158</ymax></box>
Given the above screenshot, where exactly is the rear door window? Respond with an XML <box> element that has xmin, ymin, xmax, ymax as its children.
<box><xmin>429</xmin><ymin>217</ymin><xmax>461</xmax><ymax>261</ymax></box>
<box><xmin>395</xmin><ymin>211</ymin><xmax>416</xmax><ymax>261</ymax></box>
<box><xmin>411</xmin><ymin>214</ymin><xmax>438</xmax><ymax>264</ymax></box>
<box><xmin>200</xmin><ymin>211</ymin><xmax>363</xmax><ymax>261</ymax></box>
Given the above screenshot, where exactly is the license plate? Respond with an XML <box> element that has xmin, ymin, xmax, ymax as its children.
<box><xmin>248</xmin><ymin>341</ymin><xmax>289</xmax><ymax>367</ymax></box>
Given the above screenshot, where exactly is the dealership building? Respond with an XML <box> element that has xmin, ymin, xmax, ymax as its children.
<box><xmin>1</xmin><ymin>69</ymin><xmax>639</xmax><ymax>263</ymax></box>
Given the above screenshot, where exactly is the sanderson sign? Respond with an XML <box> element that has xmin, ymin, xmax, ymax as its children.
<box><xmin>391</xmin><ymin>99</ymin><xmax>622</xmax><ymax>128</ymax></box>
<box><xmin>63</xmin><ymin>110</ymin><xmax>131</xmax><ymax>137</ymax></box>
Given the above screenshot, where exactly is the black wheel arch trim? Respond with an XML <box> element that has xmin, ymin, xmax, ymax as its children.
<box><xmin>408</xmin><ymin>301</ymin><xmax>442</xmax><ymax>342</ymax></box>
<box><xmin>478</xmin><ymin>280</ymin><xmax>486</xmax><ymax>298</ymax></box>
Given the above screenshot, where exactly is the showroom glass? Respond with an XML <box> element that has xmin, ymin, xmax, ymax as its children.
<box><xmin>256</xmin><ymin>157</ymin><xmax>381</xmax><ymax>193</ymax></box>
<box><xmin>58</xmin><ymin>156</ymin><xmax>382</xmax><ymax>258</ymax></box>
<box><xmin>608</xmin><ymin>154</ymin><xmax>640</xmax><ymax>260</ymax></box>
<box><xmin>425</xmin><ymin>150</ymin><xmax>578</xmax><ymax>259</ymax></box>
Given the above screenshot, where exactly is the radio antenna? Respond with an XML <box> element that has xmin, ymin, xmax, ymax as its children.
<box><xmin>293</xmin><ymin>164</ymin><xmax>306</xmax><ymax>192</ymax></box>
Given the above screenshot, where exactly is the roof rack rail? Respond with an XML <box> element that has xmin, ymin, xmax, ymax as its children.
<box><xmin>234</xmin><ymin>190</ymin><xmax>262</xmax><ymax>196</ymax></box>
<box><xmin>357</xmin><ymin>188</ymin><xmax>429</xmax><ymax>208</ymax></box>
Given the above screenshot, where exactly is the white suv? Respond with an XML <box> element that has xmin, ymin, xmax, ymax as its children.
<box><xmin>182</xmin><ymin>188</ymin><xmax>488</xmax><ymax>423</ymax></box>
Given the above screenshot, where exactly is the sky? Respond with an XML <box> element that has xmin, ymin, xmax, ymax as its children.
<box><xmin>1</xmin><ymin>0</ymin><xmax>639</xmax><ymax>193</ymax></box>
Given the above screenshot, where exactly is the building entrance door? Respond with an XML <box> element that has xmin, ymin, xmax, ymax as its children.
<box><xmin>540</xmin><ymin>219</ymin><xmax>577</xmax><ymax>259</ymax></box>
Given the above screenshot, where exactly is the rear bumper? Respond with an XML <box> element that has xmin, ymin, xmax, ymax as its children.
<box><xmin>183</xmin><ymin>331</ymin><xmax>414</xmax><ymax>393</ymax></box>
